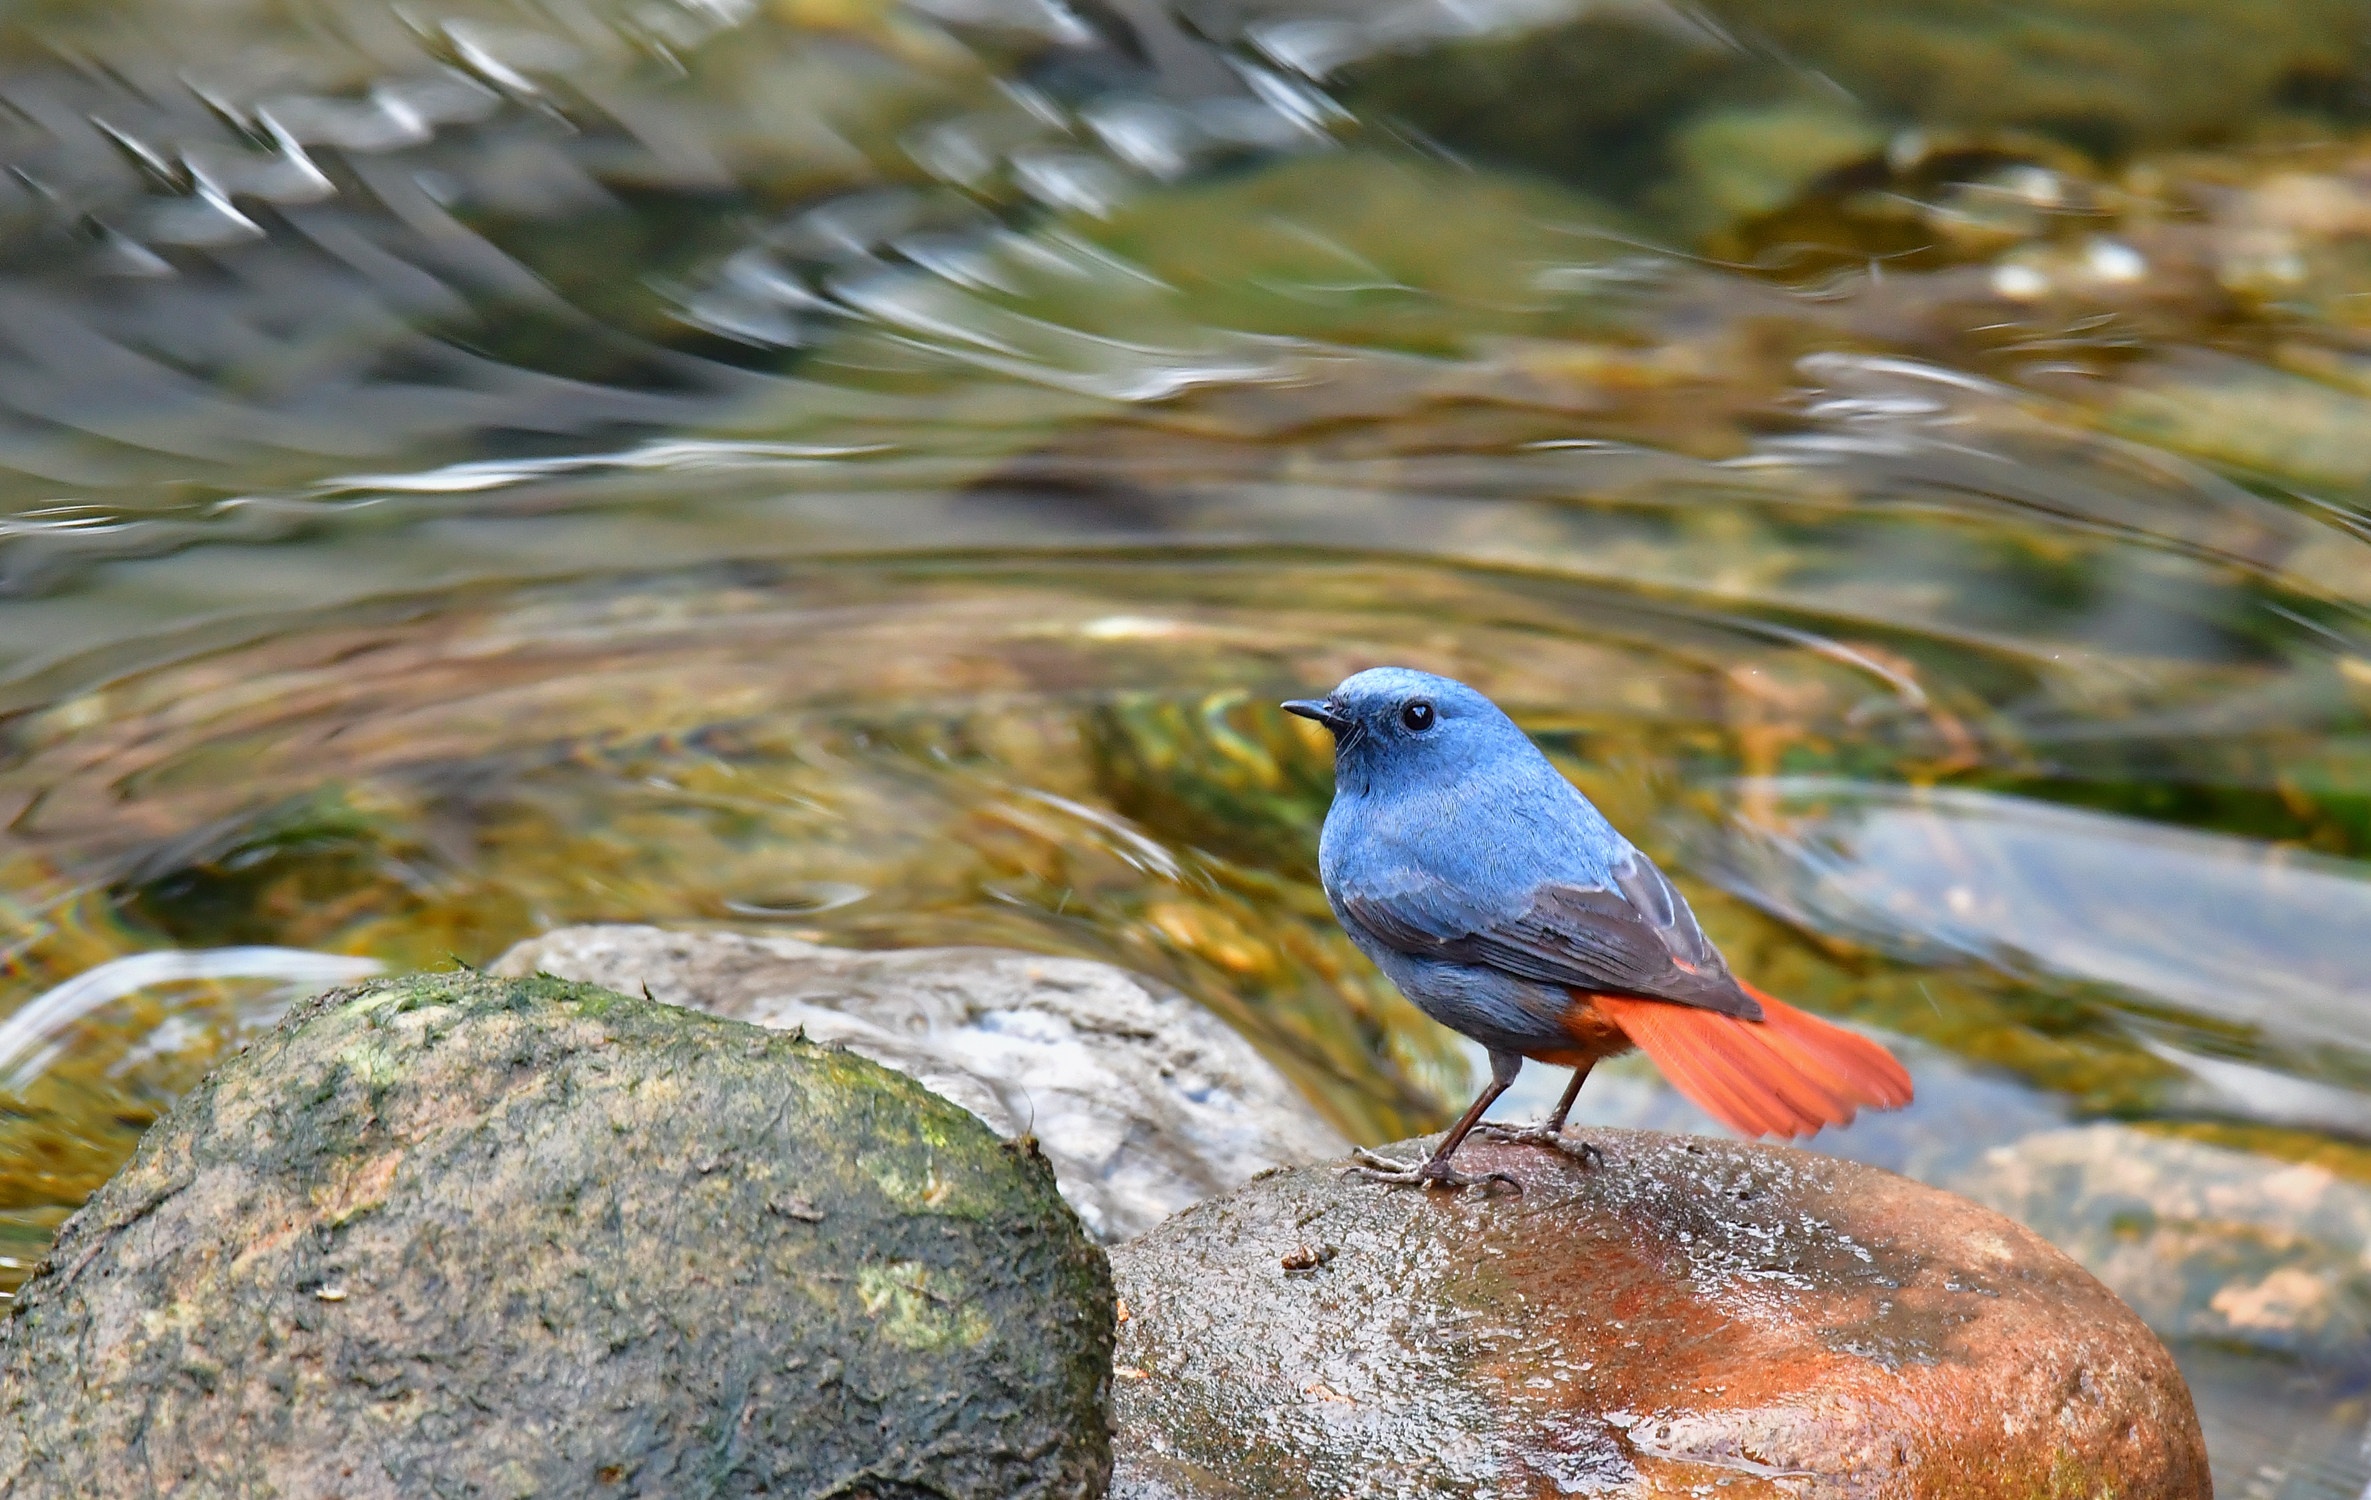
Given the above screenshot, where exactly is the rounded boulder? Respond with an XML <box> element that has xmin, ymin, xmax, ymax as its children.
<box><xmin>0</xmin><ymin>972</ymin><xmax>1114</xmax><ymax>1499</ymax></box>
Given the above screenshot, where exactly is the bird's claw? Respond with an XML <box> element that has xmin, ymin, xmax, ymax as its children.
<box><xmin>1473</xmin><ymin>1122</ymin><xmax>1605</xmax><ymax>1169</ymax></box>
<box><xmin>1342</xmin><ymin>1146</ymin><xmax>1521</xmax><ymax>1195</ymax></box>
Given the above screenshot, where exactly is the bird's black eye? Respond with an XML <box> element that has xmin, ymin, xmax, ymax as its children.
<box><xmin>1400</xmin><ymin>700</ymin><xmax>1435</xmax><ymax>732</ymax></box>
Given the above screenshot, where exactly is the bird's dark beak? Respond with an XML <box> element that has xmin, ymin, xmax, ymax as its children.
<box><xmin>1281</xmin><ymin>699</ymin><xmax>1351</xmax><ymax>735</ymax></box>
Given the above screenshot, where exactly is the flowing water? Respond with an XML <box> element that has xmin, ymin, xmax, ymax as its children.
<box><xmin>3</xmin><ymin>0</ymin><xmax>2371</xmax><ymax>1487</ymax></box>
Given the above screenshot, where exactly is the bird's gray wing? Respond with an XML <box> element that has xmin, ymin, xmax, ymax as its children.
<box><xmin>1341</xmin><ymin>850</ymin><xmax>1762</xmax><ymax>1018</ymax></box>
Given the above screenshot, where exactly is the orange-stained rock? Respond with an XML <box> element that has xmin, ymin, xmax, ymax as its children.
<box><xmin>1110</xmin><ymin>1129</ymin><xmax>2208</xmax><ymax>1499</ymax></box>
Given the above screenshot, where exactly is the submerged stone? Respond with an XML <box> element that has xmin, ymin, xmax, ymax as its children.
<box><xmin>1316</xmin><ymin>0</ymin><xmax>2364</xmax><ymax>250</ymax></box>
<box><xmin>1954</xmin><ymin>1122</ymin><xmax>2371</xmax><ymax>1368</ymax></box>
<box><xmin>0</xmin><ymin>972</ymin><xmax>1113</xmax><ymax>1500</ymax></box>
<box><xmin>494</xmin><ymin>924</ymin><xmax>1351</xmax><ymax>1242</ymax></box>
<box><xmin>1111</xmin><ymin>1129</ymin><xmax>2207</xmax><ymax>1499</ymax></box>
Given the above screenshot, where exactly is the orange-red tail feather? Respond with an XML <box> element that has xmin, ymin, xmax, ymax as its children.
<box><xmin>1592</xmin><ymin>983</ymin><xmax>1912</xmax><ymax>1138</ymax></box>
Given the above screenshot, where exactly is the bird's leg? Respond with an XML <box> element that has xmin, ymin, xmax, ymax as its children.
<box><xmin>1346</xmin><ymin>1051</ymin><xmax>1524</xmax><ymax>1194</ymax></box>
<box><xmin>1474</xmin><ymin>1061</ymin><xmax>1605</xmax><ymax>1167</ymax></box>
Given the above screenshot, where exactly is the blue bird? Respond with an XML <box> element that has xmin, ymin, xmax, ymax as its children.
<box><xmin>1284</xmin><ymin>667</ymin><xmax>1912</xmax><ymax>1190</ymax></box>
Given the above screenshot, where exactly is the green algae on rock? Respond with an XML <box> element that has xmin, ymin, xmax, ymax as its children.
<box><xmin>0</xmin><ymin>971</ymin><xmax>1113</xmax><ymax>1500</ymax></box>
<box><xmin>1111</xmin><ymin>1129</ymin><xmax>2208</xmax><ymax>1499</ymax></box>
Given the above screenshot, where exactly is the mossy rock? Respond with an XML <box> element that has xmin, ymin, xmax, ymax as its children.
<box><xmin>0</xmin><ymin>972</ymin><xmax>1113</xmax><ymax>1499</ymax></box>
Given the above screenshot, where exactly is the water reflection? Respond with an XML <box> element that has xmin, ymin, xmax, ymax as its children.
<box><xmin>0</xmin><ymin>945</ymin><xmax>381</xmax><ymax>1088</ymax></box>
<box><xmin>1709</xmin><ymin>778</ymin><xmax>2371</xmax><ymax>1063</ymax></box>
<box><xmin>0</xmin><ymin>0</ymin><xmax>2369</xmax><ymax>1488</ymax></box>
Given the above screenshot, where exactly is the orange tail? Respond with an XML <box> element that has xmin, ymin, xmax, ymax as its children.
<box><xmin>1592</xmin><ymin>983</ymin><xmax>1912</xmax><ymax>1139</ymax></box>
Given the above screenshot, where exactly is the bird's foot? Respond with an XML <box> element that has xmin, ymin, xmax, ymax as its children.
<box><xmin>1472</xmin><ymin>1122</ymin><xmax>1605</xmax><ymax>1168</ymax></box>
<box><xmin>1342</xmin><ymin>1146</ymin><xmax>1521</xmax><ymax>1194</ymax></box>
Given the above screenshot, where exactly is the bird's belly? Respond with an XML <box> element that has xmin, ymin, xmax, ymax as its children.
<box><xmin>1359</xmin><ymin>943</ymin><xmax>1580</xmax><ymax>1058</ymax></box>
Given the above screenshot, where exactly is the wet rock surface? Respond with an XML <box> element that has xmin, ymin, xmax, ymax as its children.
<box><xmin>1110</xmin><ymin>1129</ymin><xmax>2208</xmax><ymax>1499</ymax></box>
<box><xmin>495</xmin><ymin>924</ymin><xmax>1349</xmax><ymax>1242</ymax></box>
<box><xmin>0</xmin><ymin>972</ymin><xmax>1113</xmax><ymax>1500</ymax></box>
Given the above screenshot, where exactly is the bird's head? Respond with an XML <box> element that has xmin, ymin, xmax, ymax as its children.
<box><xmin>1282</xmin><ymin>667</ymin><xmax>1533</xmax><ymax>791</ymax></box>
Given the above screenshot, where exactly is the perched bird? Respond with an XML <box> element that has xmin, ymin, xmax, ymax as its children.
<box><xmin>1284</xmin><ymin>667</ymin><xmax>1911</xmax><ymax>1190</ymax></box>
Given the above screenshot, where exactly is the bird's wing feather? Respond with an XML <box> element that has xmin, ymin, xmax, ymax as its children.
<box><xmin>1341</xmin><ymin>849</ymin><xmax>1761</xmax><ymax>1018</ymax></box>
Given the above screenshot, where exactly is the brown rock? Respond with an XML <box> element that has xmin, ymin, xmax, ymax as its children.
<box><xmin>1111</xmin><ymin>1129</ymin><xmax>2208</xmax><ymax>1498</ymax></box>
